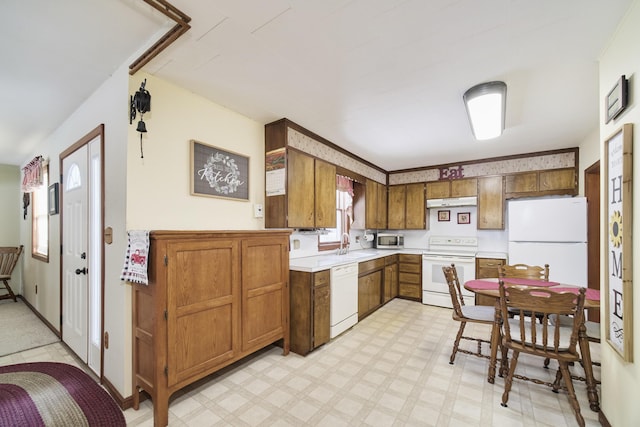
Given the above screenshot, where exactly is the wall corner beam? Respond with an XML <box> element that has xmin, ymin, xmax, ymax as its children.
<box><xmin>129</xmin><ymin>0</ymin><xmax>191</xmax><ymax>75</ymax></box>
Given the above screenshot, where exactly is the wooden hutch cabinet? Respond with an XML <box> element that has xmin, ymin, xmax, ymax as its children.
<box><xmin>132</xmin><ymin>230</ymin><xmax>291</xmax><ymax>427</ymax></box>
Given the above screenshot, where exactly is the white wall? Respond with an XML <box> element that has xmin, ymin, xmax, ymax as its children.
<box><xmin>0</xmin><ymin>165</ymin><xmax>20</xmax><ymax>246</ymax></box>
<box><xmin>17</xmin><ymin>61</ymin><xmax>130</xmax><ymax>396</ymax></box>
<box><xmin>125</xmin><ymin>73</ymin><xmax>265</xmax><ymax>230</ymax></box>
<box><xmin>0</xmin><ymin>165</ymin><xmax>22</xmax><ymax>292</ymax></box>
<box><xmin>599</xmin><ymin>0</ymin><xmax>640</xmax><ymax>425</ymax></box>
<box><xmin>578</xmin><ymin>128</ymin><xmax>601</xmax><ymax>196</ymax></box>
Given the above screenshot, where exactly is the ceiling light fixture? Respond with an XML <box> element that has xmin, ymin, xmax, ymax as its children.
<box><xmin>463</xmin><ymin>81</ymin><xmax>507</xmax><ymax>141</ymax></box>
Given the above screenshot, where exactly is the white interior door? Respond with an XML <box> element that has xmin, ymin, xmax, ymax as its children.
<box><xmin>61</xmin><ymin>135</ymin><xmax>102</xmax><ymax>375</ymax></box>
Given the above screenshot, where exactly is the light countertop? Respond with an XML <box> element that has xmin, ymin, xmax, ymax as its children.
<box><xmin>476</xmin><ymin>251</ymin><xmax>508</xmax><ymax>259</ymax></box>
<box><xmin>289</xmin><ymin>248</ymin><xmax>423</xmax><ymax>272</ymax></box>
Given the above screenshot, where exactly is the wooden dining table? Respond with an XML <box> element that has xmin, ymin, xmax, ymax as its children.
<box><xmin>464</xmin><ymin>277</ymin><xmax>601</xmax><ymax>412</ymax></box>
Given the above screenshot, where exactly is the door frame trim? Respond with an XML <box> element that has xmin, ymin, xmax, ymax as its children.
<box><xmin>59</xmin><ymin>123</ymin><xmax>106</xmax><ymax>379</ymax></box>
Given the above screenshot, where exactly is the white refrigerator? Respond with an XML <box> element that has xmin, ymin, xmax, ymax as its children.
<box><xmin>507</xmin><ymin>197</ymin><xmax>587</xmax><ymax>286</ymax></box>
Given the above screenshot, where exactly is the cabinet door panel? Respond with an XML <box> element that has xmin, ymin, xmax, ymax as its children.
<box><xmin>315</xmin><ymin>159</ymin><xmax>336</xmax><ymax>228</ymax></box>
<box><xmin>426</xmin><ymin>181</ymin><xmax>450</xmax><ymax>199</ymax></box>
<box><xmin>450</xmin><ymin>178</ymin><xmax>477</xmax><ymax>197</ymax></box>
<box><xmin>241</xmin><ymin>238</ymin><xmax>288</xmax><ymax>352</ymax></box>
<box><xmin>313</xmin><ymin>284</ymin><xmax>330</xmax><ymax>348</ymax></box>
<box><xmin>166</xmin><ymin>239</ymin><xmax>240</xmax><ymax>386</ymax></box>
<box><xmin>477</xmin><ymin>176</ymin><xmax>504</xmax><ymax>229</ymax></box>
<box><xmin>365</xmin><ymin>179</ymin><xmax>378</xmax><ymax>228</ymax></box>
<box><xmin>539</xmin><ymin>169</ymin><xmax>575</xmax><ymax>191</ymax></box>
<box><xmin>287</xmin><ymin>150</ymin><xmax>315</xmax><ymax>227</ymax></box>
<box><xmin>387</xmin><ymin>185</ymin><xmax>406</xmax><ymax>229</ymax></box>
<box><xmin>405</xmin><ymin>183</ymin><xmax>425</xmax><ymax>229</ymax></box>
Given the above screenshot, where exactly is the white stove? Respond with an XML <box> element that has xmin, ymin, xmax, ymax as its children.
<box><xmin>422</xmin><ymin>236</ymin><xmax>478</xmax><ymax>308</ymax></box>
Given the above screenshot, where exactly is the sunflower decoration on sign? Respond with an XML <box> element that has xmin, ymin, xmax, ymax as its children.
<box><xmin>609</xmin><ymin>210</ymin><xmax>623</xmax><ymax>248</ymax></box>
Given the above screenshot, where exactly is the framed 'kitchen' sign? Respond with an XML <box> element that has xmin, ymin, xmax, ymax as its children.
<box><xmin>190</xmin><ymin>140</ymin><xmax>249</xmax><ymax>200</ymax></box>
<box><xmin>603</xmin><ymin>123</ymin><xmax>633</xmax><ymax>361</ymax></box>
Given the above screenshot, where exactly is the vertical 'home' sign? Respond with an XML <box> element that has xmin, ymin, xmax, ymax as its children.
<box><xmin>604</xmin><ymin>123</ymin><xmax>633</xmax><ymax>361</ymax></box>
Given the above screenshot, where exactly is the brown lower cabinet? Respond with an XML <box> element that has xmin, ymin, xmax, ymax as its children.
<box><xmin>398</xmin><ymin>254</ymin><xmax>422</xmax><ymax>301</ymax></box>
<box><xmin>132</xmin><ymin>230</ymin><xmax>290</xmax><ymax>427</ymax></box>
<box><xmin>474</xmin><ymin>257</ymin><xmax>506</xmax><ymax>306</ymax></box>
<box><xmin>384</xmin><ymin>255</ymin><xmax>399</xmax><ymax>303</ymax></box>
<box><xmin>289</xmin><ymin>270</ymin><xmax>330</xmax><ymax>356</ymax></box>
<box><xmin>358</xmin><ymin>258</ymin><xmax>385</xmax><ymax>320</ymax></box>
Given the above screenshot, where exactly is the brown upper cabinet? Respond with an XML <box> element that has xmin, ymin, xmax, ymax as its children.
<box><xmin>273</xmin><ymin>149</ymin><xmax>336</xmax><ymax>228</ymax></box>
<box><xmin>265</xmin><ymin>119</ymin><xmax>337</xmax><ymax>228</ymax></box>
<box><xmin>477</xmin><ymin>176</ymin><xmax>504</xmax><ymax>229</ymax></box>
<box><xmin>426</xmin><ymin>178</ymin><xmax>477</xmax><ymax>199</ymax></box>
<box><xmin>388</xmin><ymin>183</ymin><xmax>425</xmax><ymax>229</ymax></box>
<box><xmin>505</xmin><ymin>168</ymin><xmax>577</xmax><ymax>199</ymax></box>
<box><xmin>365</xmin><ymin>179</ymin><xmax>387</xmax><ymax>229</ymax></box>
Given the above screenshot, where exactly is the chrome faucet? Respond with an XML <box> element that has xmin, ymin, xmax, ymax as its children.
<box><xmin>338</xmin><ymin>233</ymin><xmax>350</xmax><ymax>255</ymax></box>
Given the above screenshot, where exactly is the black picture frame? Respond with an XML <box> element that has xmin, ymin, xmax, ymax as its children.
<box><xmin>457</xmin><ymin>212</ymin><xmax>470</xmax><ymax>224</ymax></box>
<box><xmin>605</xmin><ymin>75</ymin><xmax>628</xmax><ymax>124</ymax></box>
<box><xmin>437</xmin><ymin>210</ymin><xmax>450</xmax><ymax>221</ymax></box>
<box><xmin>190</xmin><ymin>140</ymin><xmax>250</xmax><ymax>201</ymax></box>
<box><xmin>48</xmin><ymin>183</ymin><xmax>59</xmax><ymax>215</ymax></box>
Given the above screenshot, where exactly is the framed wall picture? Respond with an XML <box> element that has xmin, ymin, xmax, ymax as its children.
<box><xmin>603</xmin><ymin>123</ymin><xmax>633</xmax><ymax>361</ymax></box>
<box><xmin>605</xmin><ymin>75</ymin><xmax>628</xmax><ymax>124</ymax></box>
<box><xmin>190</xmin><ymin>140</ymin><xmax>249</xmax><ymax>200</ymax></box>
<box><xmin>48</xmin><ymin>183</ymin><xmax>59</xmax><ymax>215</ymax></box>
<box><xmin>438</xmin><ymin>210</ymin><xmax>450</xmax><ymax>221</ymax></box>
<box><xmin>457</xmin><ymin>212</ymin><xmax>470</xmax><ymax>224</ymax></box>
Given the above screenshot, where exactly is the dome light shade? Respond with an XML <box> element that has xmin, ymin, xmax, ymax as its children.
<box><xmin>463</xmin><ymin>81</ymin><xmax>507</xmax><ymax>140</ymax></box>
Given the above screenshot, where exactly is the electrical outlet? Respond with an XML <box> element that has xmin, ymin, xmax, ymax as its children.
<box><xmin>254</xmin><ymin>203</ymin><xmax>264</xmax><ymax>218</ymax></box>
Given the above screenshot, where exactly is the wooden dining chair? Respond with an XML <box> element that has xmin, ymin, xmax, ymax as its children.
<box><xmin>499</xmin><ymin>263</ymin><xmax>549</xmax><ymax>281</ymax></box>
<box><xmin>0</xmin><ymin>246</ymin><xmax>24</xmax><ymax>302</ymax></box>
<box><xmin>498</xmin><ymin>281</ymin><xmax>587</xmax><ymax>427</ymax></box>
<box><xmin>500</xmin><ymin>263</ymin><xmax>550</xmax><ymax>322</ymax></box>
<box><xmin>442</xmin><ymin>264</ymin><xmax>495</xmax><ymax>364</ymax></box>
<box><xmin>546</xmin><ymin>314</ymin><xmax>601</xmax><ymax>383</ymax></box>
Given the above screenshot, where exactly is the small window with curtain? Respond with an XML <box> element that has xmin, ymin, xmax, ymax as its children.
<box><xmin>319</xmin><ymin>175</ymin><xmax>354</xmax><ymax>251</ymax></box>
<box><xmin>22</xmin><ymin>156</ymin><xmax>49</xmax><ymax>262</ymax></box>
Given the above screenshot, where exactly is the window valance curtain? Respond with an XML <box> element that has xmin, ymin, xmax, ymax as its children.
<box><xmin>336</xmin><ymin>175</ymin><xmax>354</xmax><ymax>197</ymax></box>
<box><xmin>21</xmin><ymin>156</ymin><xmax>46</xmax><ymax>192</ymax></box>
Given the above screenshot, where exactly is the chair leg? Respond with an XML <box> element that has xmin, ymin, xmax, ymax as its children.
<box><xmin>559</xmin><ymin>361</ymin><xmax>585</xmax><ymax>427</ymax></box>
<box><xmin>501</xmin><ymin>350</ymin><xmax>519</xmax><ymax>407</ymax></box>
<box><xmin>552</xmin><ymin>366</ymin><xmax>563</xmax><ymax>393</ymax></box>
<box><xmin>1</xmin><ymin>279</ymin><xmax>17</xmax><ymax>302</ymax></box>
<box><xmin>450</xmin><ymin>321</ymin><xmax>466</xmax><ymax>364</ymax></box>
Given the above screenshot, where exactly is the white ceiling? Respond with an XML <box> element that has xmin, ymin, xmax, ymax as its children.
<box><xmin>0</xmin><ymin>0</ymin><xmax>633</xmax><ymax>171</ymax></box>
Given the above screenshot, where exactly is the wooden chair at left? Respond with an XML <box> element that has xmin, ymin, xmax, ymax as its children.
<box><xmin>442</xmin><ymin>264</ymin><xmax>495</xmax><ymax>365</ymax></box>
<box><xmin>0</xmin><ymin>245</ymin><xmax>23</xmax><ymax>302</ymax></box>
<box><xmin>498</xmin><ymin>280</ymin><xmax>587</xmax><ymax>427</ymax></box>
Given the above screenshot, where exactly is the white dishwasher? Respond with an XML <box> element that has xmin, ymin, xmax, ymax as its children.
<box><xmin>330</xmin><ymin>263</ymin><xmax>359</xmax><ymax>339</ymax></box>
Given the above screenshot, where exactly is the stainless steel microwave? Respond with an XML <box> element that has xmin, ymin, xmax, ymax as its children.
<box><xmin>375</xmin><ymin>233</ymin><xmax>404</xmax><ymax>249</ymax></box>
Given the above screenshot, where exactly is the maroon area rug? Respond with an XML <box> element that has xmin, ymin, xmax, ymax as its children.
<box><xmin>0</xmin><ymin>362</ymin><xmax>125</xmax><ymax>426</ymax></box>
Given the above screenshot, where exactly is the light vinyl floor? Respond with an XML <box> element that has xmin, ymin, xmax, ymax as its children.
<box><xmin>0</xmin><ymin>299</ymin><xmax>600</xmax><ymax>426</ymax></box>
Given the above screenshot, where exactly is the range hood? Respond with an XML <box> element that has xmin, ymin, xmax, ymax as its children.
<box><xmin>426</xmin><ymin>196</ymin><xmax>478</xmax><ymax>208</ymax></box>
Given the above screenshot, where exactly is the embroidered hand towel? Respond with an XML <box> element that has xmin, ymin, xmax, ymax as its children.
<box><xmin>120</xmin><ymin>230</ymin><xmax>150</xmax><ymax>285</ymax></box>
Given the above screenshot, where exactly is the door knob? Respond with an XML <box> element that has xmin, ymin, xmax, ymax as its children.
<box><xmin>75</xmin><ymin>267</ymin><xmax>88</xmax><ymax>275</ymax></box>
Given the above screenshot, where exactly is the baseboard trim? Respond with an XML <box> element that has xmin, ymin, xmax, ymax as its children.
<box><xmin>18</xmin><ymin>295</ymin><xmax>60</xmax><ymax>338</ymax></box>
